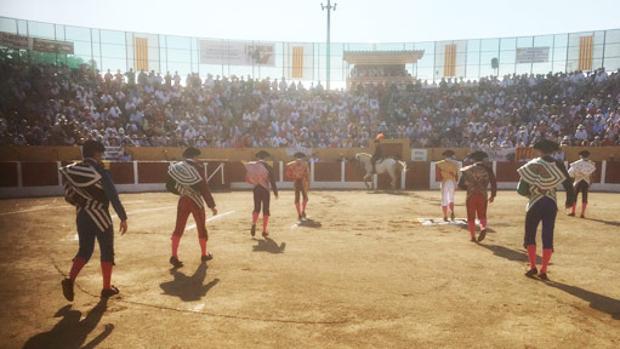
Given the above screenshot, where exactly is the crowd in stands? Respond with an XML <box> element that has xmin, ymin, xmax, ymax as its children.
<box><xmin>1</xmin><ymin>50</ymin><xmax>619</xmax><ymax>153</ymax></box>
<box><xmin>386</xmin><ymin>69</ymin><xmax>620</xmax><ymax>149</ymax></box>
<box><xmin>350</xmin><ymin>65</ymin><xmax>410</xmax><ymax>78</ymax></box>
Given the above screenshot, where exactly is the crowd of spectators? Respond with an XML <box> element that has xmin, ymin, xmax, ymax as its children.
<box><xmin>384</xmin><ymin>70</ymin><xmax>620</xmax><ymax>149</ymax></box>
<box><xmin>350</xmin><ymin>65</ymin><xmax>410</xmax><ymax>79</ymax></box>
<box><xmin>1</xmin><ymin>50</ymin><xmax>619</xmax><ymax>153</ymax></box>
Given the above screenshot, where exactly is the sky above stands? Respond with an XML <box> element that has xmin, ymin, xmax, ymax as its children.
<box><xmin>1</xmin><ymin>0</ymin><xmax>619</xmax><ymax>43</ymax></box>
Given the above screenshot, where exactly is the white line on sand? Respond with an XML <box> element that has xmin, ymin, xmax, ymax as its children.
<box><xmin>125</xmin><ymin>205</ymin><xmax>177</xmax><ymax>215</ymax></box>
<box><xmin>0</xmin><ymin>205</ymin><xmax>59</xmax><ymax>216</ymax></box>
<box><xmin>190</xmin><ymin>303</ymin><xmax>206</xmax><ymax>312</ymax></box>
<box><xmin>120</xmin><ymin>200</ymin><xmax>150</xmax><ymax>205</ymax></box>
<box><xmin>109</xmin><ymin>205</ymin><xmax>176</xmax><ymax>220</ymax></box>
<box><xmin>65</xmin><ymin>209</ymin><xmax>234</xmax><ymax>240</ymax></box>
<box><xmin>184</xmin><ymin>210</ymin><xmax>236</xmax><ymax>232</ymax></box>
<box><xmin>3</xmin><ymin>202</ymin><xmax>173</xmax><ymax>217</ymax></box>
<box><xmin>207</xmin><ymin>210</ymin><xmax>235</xmax><ymax>222</ymax></box>
<box><xmin>65</xmin><ymin>206</ymin><xmax>176</xmax><ymax>239</ymax></box>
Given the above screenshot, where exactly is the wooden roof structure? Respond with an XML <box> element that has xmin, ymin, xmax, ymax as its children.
<box><xmin>343</xmin><ymin>50</ymin><xmax>424</xmax><ymax>65</ymax></box>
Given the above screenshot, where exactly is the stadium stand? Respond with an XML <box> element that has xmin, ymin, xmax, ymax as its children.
<box><xmin>1</xmin><ymin>49</ymin><xmax>619</xmax><ymax>153</ymax></box>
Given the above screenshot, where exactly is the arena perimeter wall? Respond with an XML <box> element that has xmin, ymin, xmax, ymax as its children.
<box><xmin>2</xmin><ymin>146</ymin><xmax>620</xmax><ymax>162</ymax></box>
<box><xmin>1</xmin><ymin>158</ymin><xmax>619</xmax><ymax>198</ymax></box>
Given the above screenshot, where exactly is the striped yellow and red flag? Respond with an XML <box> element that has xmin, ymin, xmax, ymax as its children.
<box><xmin>443</xmin><ymin>43</ymin><xmax>456</xmax><ymax>77</ymax></box>
<box><xmin>134</xmin><ymin>37</ymin><xmax>149</xmax><ymax>71</ymax></box>
<box><xmin>578</xmin><ymin>35</ymin><xmax>593</xmax><ymax>71</ymax></box>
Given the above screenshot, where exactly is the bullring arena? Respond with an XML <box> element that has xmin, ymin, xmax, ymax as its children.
<box><xmin>1</xmin><ymin>146</ymin><xmax>620</xmax><ymax>348</ymax></box>
<box><xmin>2</xmin><ymin>4</ymin><xmax>620</xmax><ymax>348</ymax></box>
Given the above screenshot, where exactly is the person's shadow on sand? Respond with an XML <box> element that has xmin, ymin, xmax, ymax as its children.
<box><xmin>545</xmin><ymin>281</ymin><xmax>620</xmax><ymax>320</ymax></box>
<box><xmin>477</xmin><ymin>243</ymin><xmax>542</xmax><ymax>264</ymax></box>
<box><xmin>582</xmin><ymin>217</ymin><xmax>620</xmax><ymax>227</ymax></box>
<box><xmin>159</xmin><ymin>262</ymin><xmax>220</xmax><ymax>302</ymax></box>
<box><xmin>480</xmin><ymin>244</ymin><xmax>619</xmax><ymax>320</ymax></box>
<box><xmin>252</xmin><ymin>237</ymin><xmax>286</xmax><ymax>253</ymax></box>
<box><xmin>23</xmin><ymin>298</ymin><xmax>112</xmax><ymax>349</ymax></box>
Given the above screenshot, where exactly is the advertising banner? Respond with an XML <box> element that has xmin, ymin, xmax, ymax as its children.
<box><xmin>0</xmin><ymin>32</ymin><xmax>74</xmax><ymax>54</ymax></box>
<box><xmin>0</xmin><ymin>32</ymin><xmax>30</xmax><ymax>49</ymax></box>
<box><xmin>516</xmin><ymin>47</ymin><xmax>549</xmax><ymax>64</ymax></box>
<box><xmin>411</xmin><ymin>149</ymin><xmax>428</xmax><ymax>161</ymax></box>
<box><xmin>200</xmin><ymin>39</ymin><xmax>275</xmax><ymax>66</ymax></box>
<box><xmin>32</xmin><ymin>38</ymin><xmax>74</xmax><ymax>54</ymax></box>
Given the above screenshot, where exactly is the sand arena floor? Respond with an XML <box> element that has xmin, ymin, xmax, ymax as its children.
<box><xmin>0</xmin><ymin>190</ymin><xmax>619</xmax><ymax>348</ymax></box>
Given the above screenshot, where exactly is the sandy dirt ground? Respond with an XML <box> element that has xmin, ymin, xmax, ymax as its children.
<box><xmin>0</xmin><ymin>190</ymin><xmax>619</xmax><ymax>349</ymax></box>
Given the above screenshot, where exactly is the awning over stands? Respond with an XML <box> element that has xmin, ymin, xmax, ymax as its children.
<box><xmin>343</xmin><ymin>50</ymin><xmax>424</xmax><ymax>89</ymax></box>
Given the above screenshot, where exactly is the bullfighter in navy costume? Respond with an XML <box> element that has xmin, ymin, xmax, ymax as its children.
<box><xmin>60</xmin><ymin>140</ymin><xmax>128</xmax><ymax>301</ymax></box>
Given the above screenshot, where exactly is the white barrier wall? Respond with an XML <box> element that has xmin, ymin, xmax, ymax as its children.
<box><xmin>1</xmin><ymin>160</ymin><xmax>619</xmax><ymax>198</ymax></box>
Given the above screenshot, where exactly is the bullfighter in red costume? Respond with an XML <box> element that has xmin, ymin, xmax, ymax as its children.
<box><xmin>166</xmin><ymin>147</ymin><xmax>218</xmax><ymax>268</ymax></box>
<box><xmin>245</xmin><ymin>150</ymin><xmax>279</xmax><ymax>238</ymax></box>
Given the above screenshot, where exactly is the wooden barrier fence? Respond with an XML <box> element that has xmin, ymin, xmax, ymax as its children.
<box><xmin>1</xmin><ymin>159</ymin><xmax>619</xmax><ymax>198</ymax></box>
<box><xmin>3</xmin><ymin>145</ymin><xmax>620</xmax><ymax>163</ymax></box>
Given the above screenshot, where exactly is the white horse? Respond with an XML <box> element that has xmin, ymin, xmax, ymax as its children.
<box><xmin>355</xmin><ymin>153</ymin><xmax>406</xmax><ymax>190</ymax></box>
